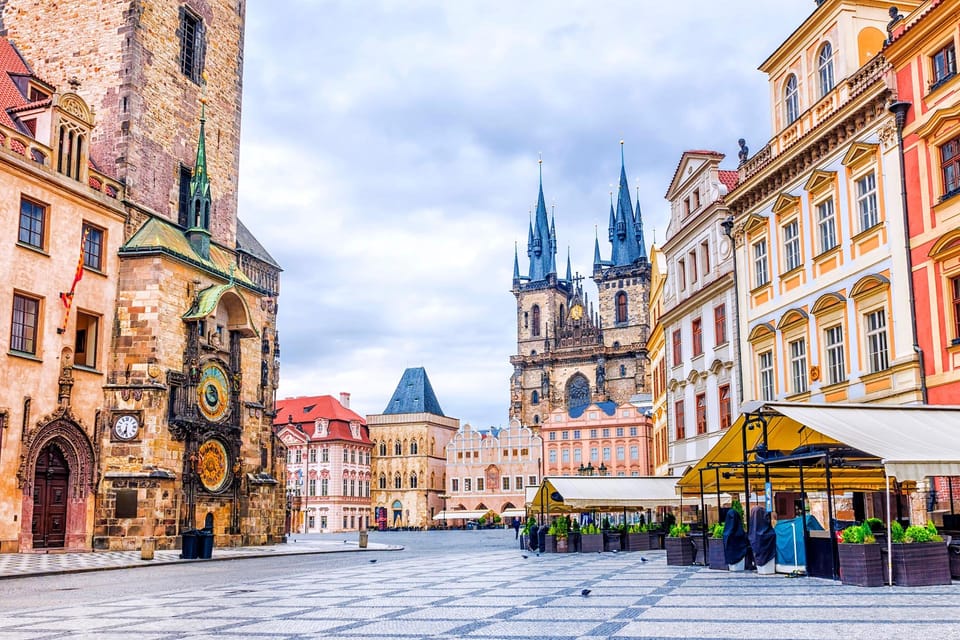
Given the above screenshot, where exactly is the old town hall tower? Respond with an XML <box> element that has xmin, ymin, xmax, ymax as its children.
<box><xmin>511</xmin><ymin>146</ymin><xmax>651</xmax><ymax>430</ymax></box>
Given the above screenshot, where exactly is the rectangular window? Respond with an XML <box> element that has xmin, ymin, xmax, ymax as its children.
<box><xmin>672</xmin><ymin>329</ymin><xmax>682</xmax><ymax>366</ymax></box>
<box><xmin>464</xmin><ymin>478</ymin><xmax>471</xmax><ymax>492</ymax></box>
<box><xmin>561</xmin><ymin>449</ymin><xmax>570</xmax><ymax>463</ymax></box>
<box><xmin>690</xmin><ymin>251</ymin><xmax>698</xmax><ymax>284</ymax></box>
<box><xmin>629</xmin><ymin>426</ymin><xmax>637</xmax><ymax>437</ymax></box>
<box><xmin>753</xmin><ymin>239</ymin><xmax>769</xmax><ymax>287</ymax></box>
<box><xmin>561</xmin><ymin>431</ymin><xmax>568</xmax><ymax>440</ymax></box>
<box><xmin>476</xmin><ymin>477</ymin><xmax>484</xmax><ymax>491</ymax></box>
<box><xmin>590</xmin><ymin>429</ymin><xmax>597</xmax><ymax>438</ymax></box>
<box><xmin>865</xmin><ymin>309</ymin><xmax>890</xmax><ymax>373</ymax></box>
<box><xmin>515</xmin><ymin>476</ymin><xmax>523</xmax><ymax>490</ymax></box>
<box><xmin>825</xmin><ymin>325</ymin><xmax>846</xmax><ymax>385</ymax></box>
<box><xmin>343</xmin><ymin>449</ymin><xmax>348</xmax><ymax>463</ymax></box>
<box><xmin>675</xmin><ymin>400</ymin><xmax>685</xmax><ymax>440</ymax></box>
<box><xmin>572</xmin><ymin>430</ymin><xmax>580</xmax><ymax>439</ymax></box>
<box><xmin>321</xmin><ymin>478</ymin><xmax>328</xmax><ymax>496</ymax></box>
<box><xmin>953</xmin><ymin>277</ymin><xmax>960</xmax><ymax>340</ymax></box>
<box><xmin>573</xmin><ymin>448</ymin><xmax>582</xmax><ymax>462</ymax></box>
<box><xmin>178</xmin><ymin>164</ymin><xmax>192</xmax><ymax>227</ymax></box>
<box><xmin>590</xmin><ymin>447</ymin><xmax>598</xmax><ymax>461</ymax></box>
<box><xmin>942</xmin><ymin>136</ymin><xmax>960</xmax><ymax>197</ymax></box>
<box><xmin>321</xmin><ymin>516</ymin><xmax>327</xmax><ymax>529</ymax></box>
<box><xmin>452</xmin><ymin>478</ymin><xmax>459</xmax><ymax>492</ymax></box>
<box><xmin>342</xmin><ymin>478</ymin><xmax>348</xmax><ymax>495</ymax></box>
<box><xmin>678</xmin><ymin>258</ymin><xmax>686</xmax><ymax>291</ymax></box>
<box><xmin>695</xmin><ymin>393</ymin><xmax>706</xmax><ymax>435</ymax></box>
<box><xmin>502</xmin><ymin>476</ymin><xmax>510</xmax><ymax>491</ymax></box>
<box><xmin>783</xmin><ymin>220</ymin><xmax>801</xmax><ymax>271</ymax></box>
<box><xmin>74</xmin><ymin>311</ymin><xmax>99</xmax><ymax>368</ymax></box>
<box><xmin>528</xmin><ymin>475</ymin><xmax>537</xmax><ymax>487</ymax></box>
<box><xmin>602</xmin><ymin>447</ymin><xmax>611</xmax><ymax>461</ymax></box>
<box><xmin>630</xmin><ymin>445</ymin><xmax>639</xmax><ymax>460</ymax></box>
<box><xmin>701</xmin><ymin>240</ymin><xmax>710</xmax><ymax>275</ymax></box>
<box><xmin>714</xmin><ymin>304</ymin><xmax>727</xmax><ymax>344</ymax></box>
<box><xmin>308</xmin><ymin>478</ymin><xmax>316</xmax><ymax>496</ymax></box>
<box><xmin>321</xmin><ymin>448</ymin><xmax>329</xmax><ymax>463</ymax></box>
<box><xmin>693</xmin><ymin>188</ymin><xmax>701</xmax><ymax>208</ymax></box>
<box><xmin>18</xmin><ymin>198</ymin><xmax>45</xmax><ymax>249</ymax></box>
<box><xmin>856</xmin><ymin>172</ymin><xmax>879</xmax><ymax>231</ymax></box>
<box><xmin>82</xmin><ymin>223</ymin><xmax>104</xmax><ymax>271</ymax></box>
<box><xmin>548</xmin><ymin>432</ymin><xmax>556</xmax><ymax>441</ymax></box>
<box><xmin>692</xmin><ymin>317</ymin><xmax>703</xmax><ymax>356</ymax></box>
<box><xmin>759</xmin><ymin>350</ymin><xmax>775</xmax><ymax>401</ymax></box>
<box><xmin>602</xmin><ymin>428</ymin><xmax>610</xmax><ymax>438</ymax></box>
<box><xmin>789</xmin><ymin>339</ymin><xmax>808</xmax><ymax>395</ymax></box>
<box><xmin>932</xmin><ymin>41</ymin><xmax>957</xmax><ymax>86</ymax></box>
<box><xmin>179</xmin><ymin>8</ymin><xmax>205</xmax><ymax>83</ymax></box>
<box><xmin>615</xmin><ymin>427</ymin><xmax>624</xmax><ymax>437</ymax></box>
<box><xmin>548</xmin><ymin>449</ymin><xmax>557</xmax><ymax>463</ymax></box>
<box><xmin>817</xmin><ymin>199</ymin><xmax>837</xmax><ymax>253</ymax></box>
<box><xmin>616</xmin><ymin>446</ymin><xmax>625</xmax><ymax>460</ymax></box>
<box><xmin>309</xmin><ymin>449</ymin><xmax>316</xmax><ymax>463</ymax></box>
<box><xmin>718</xmin><ymin>385</ymin><xmax>731</xmax><ymax>429</ymax></box>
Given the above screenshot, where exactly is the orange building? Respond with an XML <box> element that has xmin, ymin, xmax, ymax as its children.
<box><xmin>886</xmin><ymin>0</ymin><xmax>960</xmax><ymax>513</ymax></box>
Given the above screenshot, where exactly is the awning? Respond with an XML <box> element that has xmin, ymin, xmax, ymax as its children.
<box><xmin>432</xmin><ymin>509</ymin><xmax>492</xmax><ymax>521</ymax></box>
<box><xmin>524</xmin><ymin>486</ymin><xmax>539</xmax><ymax>508</ymax></box>
<box><xmin>500</xmin><ymin>508</ymin><xmax>526</xmax><ymax>519</ymax></box>
<box><xmin>678</xmin><ymin>401</ymin><xmax>960</xmax><ymax>493</ymax></box>
<box><xmin>531</xmin><ymin>476</ymin><xmax>682</xmax><ymax>513</ymax></box>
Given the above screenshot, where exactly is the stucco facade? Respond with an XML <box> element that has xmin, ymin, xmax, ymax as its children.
<box><xmin>647</xmin><ymin>245</ymin><xmax>669</xmax><ymax>477</ymax></box>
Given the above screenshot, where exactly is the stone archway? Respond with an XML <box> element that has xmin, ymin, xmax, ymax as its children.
<box><xmin>19</xmin><ymin>416</ymin><xmax>95</xmax><ymax>551</ymax></box>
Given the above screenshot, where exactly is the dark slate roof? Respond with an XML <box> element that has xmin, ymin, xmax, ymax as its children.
<box><xmin>236</xmin><ymin>219</ymin><xmax>281</xmax><ymax>269</ymax></box>
<box><xmin>569</xmin><ymin>401</ymin><xmax>617</xmax><ymax>419</ymax></box>
<box><xmin>383</xmin><ymin>367</ymin><xmax>445</xmax><ymax>416</ymax></box>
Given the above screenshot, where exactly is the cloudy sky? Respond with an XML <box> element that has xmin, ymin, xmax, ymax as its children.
<box><xmin>237</xmin><ymin>1</ymin><xmax>815</xmax><ymax>427</ymax></box>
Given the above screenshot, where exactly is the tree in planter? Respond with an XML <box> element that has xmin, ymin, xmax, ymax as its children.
<box><xmin>838</xmin><ymin>522</ymin><xmax>883</xmax><ymax>587</ymax></box>
<box><xmin>666</xmin><ymin>523</ymin><xmax>694</xmax><ymax>565</ymax></box>
<box><xmin>889</xmin><ymin>521</ymin><xmax>951</xmax><ymax>586</ymax></box>
<box><xmin>707</xmin><ymin>522</ymin><xmax>727</xmax><ymax>570</ymax></box>
<box><xmin>553</xmin><ymin>516</ymin><xmax>570</xmax><ymax>552</ymax></box>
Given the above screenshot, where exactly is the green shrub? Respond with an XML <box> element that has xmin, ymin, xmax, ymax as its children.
<box><xmin>840</xmin><ymin>523</ymin><xmax>875</xmax><ymax>544</ymax></box>
<box><xmin>710</xmin><ymin>522</ymin><xmax>725</xmax><ymax>539</ymax></box>
<box><xmin>668</xmin><ymin>523</ymin><xmax>690</xmax><ymax>538</ymax></box>
<box><xmin>628</xmin><ymin>522</ymin><xmax>648</xmax><ymax>533</ymax></box>
<box><xmin>890</xmin><ymin>521</ymin><xmax>905</xmax><ymax>543</ymax></box>
<box><xmin>903</xmin><ymin>521</ymin><xmax>942</xmax><ymax>543</ymax></box>
<box><xmin>570</xmin><ymin>519</ymin><xmax>580</xmax><ymax>532</ymax></box>
<box><xmin>864</xmin><ymin>517</ymin><xmax>884</xmax><ymax>533</ymax></box>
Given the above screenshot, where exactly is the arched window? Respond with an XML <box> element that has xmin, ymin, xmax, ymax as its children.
<box><xmin>818</xmin><ymin>42</ymin><xmax>834</xmax><ymax>97</ymax></box>
<box><xmin>531</xmin><ymin>390</ymin><xmax>539</xmax><ymax>404</ymax></box>
<box><xmin>394</xmin><ymin>473</ymin><xmax>402</xmax><ymax>489</ymax></box>
<box><xmin>566</xmin><ymin>373</ymin><xmax>591</xmax><ymax>410</ymax></box>
<box><xmin>410</xmin><ymin>440</ymin><xmax>419</xmax><ymax>455</ymax></box>
<box><xmin>379</xmin><ymin>474</ymin><xmax>386</xmax><ymax>489</ymax></box>
<box><xmin>531</xmin><ymin>305</ymin><xmax>541</xmax><ymax>337</ymax></box>
<box><xmin>620</xmin><ymin>364</ymin><xmax>627</xmax><ymax>376</ymax></box>
<box><xmin>616</xmin><ymin>292</ymin><xmax>628</xmax><ymax>324</ymax></box>
<box><xmin>784</xmin><ymin>74</ymin><xmax>799</xmax><ymax>124</ymax></box>
<box><xmin>379</xmin><ymin>441</ymin><xmax>387</xmax><ymax>456</ymax></box>
<box><xmin>410</xmin><ymin>474</ymin><xmax>418</xmax><ymax>488</ymax></box>
<box><xmin>533</xmin><ymin>415</ymin><xmax>540</xmax><ymax>424</ymax></box>
<box><xmin>394</xmin><ymin>441</ymin><xmax>402</xmax><ymax>456</ymax></box>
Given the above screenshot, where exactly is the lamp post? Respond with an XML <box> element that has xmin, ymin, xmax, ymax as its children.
<box><xmin>721</xmin><ymin>215</ymin><xmax>744</xmax><ymax>404</ymax></box>
<box><xmin>599</xmin><ymin>462</ymin><xmax>608</xmax><ymax>477</ymax></box>
<box><xmin>578</xmin><ymin>462</ymin><xmax>595</xmax><ymax>476</ymax></box>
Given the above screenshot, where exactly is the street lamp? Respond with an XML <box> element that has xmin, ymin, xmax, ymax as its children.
<box><xmin>578</xmin><ymin>462</ymin><xmax>595</xmax><ymax>476</ymax></box>
<box><xmin>598</xmin><ymin>462</ymin><xmax>607</xmax><ymax>476</ymax></box>
<box><xmin>721</xmin><ymin>215</ymin><xmax>744</xmax><ymax>404</ymax></box>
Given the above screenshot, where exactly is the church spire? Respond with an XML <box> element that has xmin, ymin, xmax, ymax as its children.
<box><xmin>608</xmin><ymin>141</ymin><xmax>643</xmax><ymax>267</ymax></box>
<box><xmin>635</xmin><ymin>188</ymin><xmax>647</xmax><ymax>262</ymax></box>
<box><xmin>526</xmin><ymin>156</ymin><xmax>555</xmax><ymax>282</ymax></box>
<box><xmin>186</xmin><ymin>95</ymin><xmax>212</xmax><ymax>259</ymax></box>
<box><xmin>593</xmin><ymin>227</ymin><xmax>602</xmax><ymax>270</ymax></box>
<box><xmin>513</xmin><ymin>242</ymin><xmax>521</xmax><ymax>285</ymax></box>
<box><xmin>565</xmin><ymin>247</ymin><xmax>572</xmax><ymax>283</ymax></box>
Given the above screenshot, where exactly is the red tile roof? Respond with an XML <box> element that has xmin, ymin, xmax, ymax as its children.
<box><xmin>683</xmin><ymin>149</ymin><xmax>724</xmax><ymax>157</ymax></box>
<box><xmin>274</xmin><ymin>395</ymin><xmax>370</xmax><ymax>443</ymax></box>
<box><xmin>718</xmin><ymin>170</ymin><xmax>739</xmax><ymax>193</ymax></box>
<box><xmin>0</xmin><ymin>40</ymin><xmax>32</xmax><ymax>129</ymax></box>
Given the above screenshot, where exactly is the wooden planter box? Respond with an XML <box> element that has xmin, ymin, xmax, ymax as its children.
<box><xmin>580</xmin><ymin>533</ymin><xmax>603</xmax><ymax>553</ymax></box>
<box><xmin>666</xmin><ymin>536</ymin><xmax>695</xmax><ymax>566</ymax></box>
<box><xmin>556</xmin><ymin>536</ymin><xmax>569</xmax><ymax>553</ymax></box>
<box><xmin>624</xmin><ymin>533</ymin><xmax>653</xmax><ymax>551</ymax></box>
<box><xmin>838</xmin><ymin>543</ymin><xmax>884</xmax><ymax>587</ymax></box>
<box><xmin>707</xmin><ymin>538</ymin><xmax>727</xmax><ymax>570</ymax></box>
<box><xmin>544</xmin><ymin>534</ymin><xmax>556</xmax><ymax>553</ymax></box>
<box><xmin>568</xmin><ymin>532</ymin><xmax>581</xmax><ymax>553</ymax></box>
<box><xmin>603</xmin><ymin>531</ymin><xmax>622</xmax><ymax>552</ymax></box>
<box><xmin>950</xmin><ymin>545</ymin><xmax>960</xmax><ymax>579</ymax></box>
<box><xmin>891</xmin><ymin>542</ymin><xmax>951</xmax><ymax>586</ymax></box>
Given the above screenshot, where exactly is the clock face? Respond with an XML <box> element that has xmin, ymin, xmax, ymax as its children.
<box><xmin>197</xmin><ymin>438</ymin><xmax>231</xmax><ymax>493</ymax></box>
<box><xmin>570</xmin><ymin>304</ymin><xmax>584</xmax><ymax>321</ymax></box>
<box><xmin>198</xmin><ymin>362</ymin><xmax>230</xmax><ymax>422</ymax></box>
<box><xmin>113</xmin><ymin>414</ymin><xmax>139</xmax><ymax>440</ymax></box>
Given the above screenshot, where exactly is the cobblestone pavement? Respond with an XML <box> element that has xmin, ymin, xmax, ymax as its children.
<box><xmin>0</xmin><ymin>531</ymin><xmax>958</xmax><ymax>639</ymax></box>
<box><xmin>0</xmin><ymin>538</ymin><xmax>398</xmax><ymax>579</ymax></box>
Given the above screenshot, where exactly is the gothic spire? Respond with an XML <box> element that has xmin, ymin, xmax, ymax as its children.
<box><xmin>526</xmin><ymin>157</ymin><xmax>555</xmax><ymax>282</ymax></box>
<box><xmin>608</xmin><ymin>141</ymin><xmax>643</xmax><ymax>267</ymax></box>
<box><xmin>513</xmin><ymin>242</ymin><xmax>521</xmax><ymax>284</ymax></box>
<box><xmin>565</xmin><ymin>247</ymin><xmax>572</xmax><ymax>283</ymax></box>
<box><xmin>186</xmin><ymin>96</ymin><xmax>212</xmax><ymax>258</ymax></box>
<box><xmin>635</xmin><ymin>191</ymin><xmax>647</xmax><ymax>262</ymax></box>
<box><xmin>593</xmin><ymin>228</ymin><xmax>602</xmax><ymax>269</ymax></box>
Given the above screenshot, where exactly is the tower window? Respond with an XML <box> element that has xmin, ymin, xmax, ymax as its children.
<box><xmin>178</xmin><ymin>164</ymin><xmax>192</xmax><ymax>227</ymax></box>
<box><xmin>179</xmin><ymin>8</ymin><xmax>206</xmax><ymax>84</ymax></box>
<box><xmin>531</xmin><ymin>305</ymin><xmax>541</xmax><ymax>337</ymax></box>
<box><xmin>615</xmin><ymin>292</ymin><xmax>628</xmax><ymax>324</ymax></box>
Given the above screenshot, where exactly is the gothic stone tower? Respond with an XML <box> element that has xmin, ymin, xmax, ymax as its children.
<box><xmin>0</xmin><ymin>1</ymin><xmax>285</xmax><ymax>549</ymax></box>
<box><xmin>510</xmin><ymin>150</ymin><xmax>652</xmax><ymax>431</ymax></box>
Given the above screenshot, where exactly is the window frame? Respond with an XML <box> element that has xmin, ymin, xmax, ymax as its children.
<box><xmin>674</xmin><ymin>400</ymin><xmax>685</xmax><ymax>441</ymax></box>
<box><xmin>941</xmin><ymin>135</ymin><xmax>960</xmax><ymax>200</ymax></box>
<box><xmin>691</xmin><ymin>317</ymin><xmax>703</xmax><ymax>357</ymax></box>
<box><xmin>74</xmin><ymin>310</ymin><xmax>100</xmax><ymax>369</ymax></box>
<box><xmin>672</xmin><ymin>329</ymin><xmax>682</xmax><ymax>367</ymax></box>
<box><xmin>824</xmin><ymin>324</ymin><xmax>846</xmax><ymax>385</ymax></box>
<box><xmin>816</xmin><ymin>198</ymin><xmax>838</xmax><ymax>254</ymax></box>
<box><xmin>784</xmin><ymin>74</ymin><xmax>799</xmax><ymax>124</ymax></box>
<box><xmin>615</xmin><ymin>291</ymin><xmax>628</xmax><ymax>324</ymax></box>
<box><xmin>178</xmin><ymin>7</ymin><xmax>206</xmax><ymax>84</ymax></box>
<box><xmin>718</xmin><ymin>384</ymin><xmax>731</xmax><ymax>429</ymax></box>
<box><xmin>752</xmin><ymin>238</ymin><xmax>769</xmax><ymax>288</ymax></box>
<box><xmin>931</xmin><ymin>40</ymin><xmax>957</xmax><ymax>89</ymax></box>
<box><xmin>782</xmin><ymin>219</ymin><xmax>801</xmax><ymax>272</ymax></box>
<box><xmin>788</xmin><ymin>338</ymin><xmax>808</xmax><ymax>395</ymax></box>
<box><xmin>817</xmin><ymin>42</ymin><xmax>835</xmax><ymax>97</ymax></box>
<box><xmin>864</xmin><ymin>308</ymin><xmax>890</xmax><ymax>374</ymax></box>
<box><xmin>531</xmin><ymin>305</ymin><xmax>541</xmax><ymax>337</ymax></box>
<box><xmin>18</xmin><ymin>197</ymin><xmax>47</xmax><ymax>250</ymax></box>
<box><xmin>758</xmin><ymin>350</ymin><xmax>775</xmax><ymax>401</ymax></box>
<box><xmin>953</xmin><ymin>276</ymin><xmax>960</xmax><ymax>341</ymax></box>
<box><xmin>855</xmin><ymin>171</ymin><xmax>879</xmax><ymax>232</ymax></box>
<box><xmin>714</xmin><ymin>304</ymin><xmax>727</xmax><ymax>345</ymax></box>
<box><xmin>695</xmin><ymin>392</ymin><xmax>706</xmax><ymax>435</ymax></box>
<box><xmin>10</xmin><ymin>292</ymin><xmax>41</xmax><ymax>355</ymax></box>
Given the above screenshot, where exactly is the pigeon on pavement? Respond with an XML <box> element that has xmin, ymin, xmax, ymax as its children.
<box><xmin>581</xmin><ymin>589</ymin><xmax>591</xmax><ymax>596</ymax></box>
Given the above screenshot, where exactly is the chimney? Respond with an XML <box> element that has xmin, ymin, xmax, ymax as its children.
<box><xmin>339</xmin><ymin>392</ymin><xmax>351</xmax><ymax>408</ymax></box>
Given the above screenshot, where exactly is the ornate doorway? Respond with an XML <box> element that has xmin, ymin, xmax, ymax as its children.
<box><xmin>32</xmin><ymin>444</ymin><xmax>69</xmax><ymax>548</ymax></box>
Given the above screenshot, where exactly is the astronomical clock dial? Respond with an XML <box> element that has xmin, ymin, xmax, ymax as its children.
<box><xmin>112</xmin><ymin>413</ymin><xmax>140</xmax><ymax>440</ymax></box>
<box><xmin>198</xmin><ymin>362</ymin><xmax>230</xmax><ymax>423</ymax></box>
<box><xmin>197</xmin><ymin>438</ymin><xmax>231</xmax><ymax>493</ymax></box>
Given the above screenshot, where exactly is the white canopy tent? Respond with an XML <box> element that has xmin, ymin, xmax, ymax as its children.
<box><xmin>500</xmin><ymin>508</ymin><xmax>526</xmax><ymax>519</ymax></box>
<box><xmin>432</xmin><ymin>509</ymin><xmax>492</xmax><ymax>521</ymax></box>
<box><xmin>531</xmin><ymin>476</ymin><xmax>682</xmax><ymax>513</ymax></box>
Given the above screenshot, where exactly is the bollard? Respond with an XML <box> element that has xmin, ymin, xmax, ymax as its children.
<box><xmin>141</xmin><ymin>537</ymin><xmax>156</xmax><ymax>561</ymax></box>
<box><xmin>358</xmin><ymin>530</ymin><xmax>368</xmax><ymax>549</ymax></box>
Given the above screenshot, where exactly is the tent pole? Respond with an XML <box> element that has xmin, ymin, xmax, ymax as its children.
<box><xmin>824</xmin><ymin>455</ymin><xmax>838</xmax><ymax>580</ymax></box>
<box><xmin>699</xmin><ymin>470</ymin><xmax>707</xmax><ymax>565</ymax></box>
<box><xmin>885</xmin><ymin>470</ymin><xmax>893</xmax><ymax>587</ymax></box>
<box><xmin>715</xmin><ymin>468</ymin><xmax>722</xmax><ymax>524</ymax></box>
<box><xmin>799</xmin><ymin>462</ymin><xmax>808</xmax><ymax>568</ymax></box>
<box><xmin>742</xmin><ymin>423</ymin><xmax>750</xmax><ymax>534</ymax></box>
<box><xmin>950</xmin><ymin>476</ymin><xmax>955</xmax><ymax>515</ymax></box>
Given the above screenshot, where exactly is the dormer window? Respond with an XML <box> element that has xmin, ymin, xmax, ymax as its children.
<box><xmin>818</xmin><ymin>43</ymin><xmax>835</xmax><ymax>97</ymax></box>
<box><xmin>785</xmin><ymin>74</ymin><xmax>799</xmax><ymax>124</ymax></box>
<box><xmin>28</xmin><ymin>86</ymin><xmax>48</xmax><ymax>102</ymax></box>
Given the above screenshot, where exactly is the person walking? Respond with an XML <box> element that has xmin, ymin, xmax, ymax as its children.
<box><xmin>512</xmin><ymin>517</ymin><xmax>521</xmax><ymax>540</ymax></box>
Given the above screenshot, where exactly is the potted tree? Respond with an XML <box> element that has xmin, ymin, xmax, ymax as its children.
<box><xmin>580</xmin><ymin>522</ymin><xmax>603</xmax><ymax>553</ymax></box>
<box><xmin>554</xmin><ymin>517</ymin><xmax>569</xmax><ymax>553</ymax></box>
<box><xmin>569</xmin><ymin>518</ymin><xmax>582</xmax><ymax>553</ymax></box>
<box><xmin>625</xmin><ymin>522</ymin><xmax>652</xmax><ymax>551</ymax></box>
<box><xmin>890</xmin><ymin>521</ymin><xmax>951</xmax><ymax>586</ymax></box>
<box><xmin>666</xmin><ymin>523</ymin><xmax>695</xmax><ymax>565</ymax></box>
<box><xmin>838</xmin><ymin>522</ymin><xmax>883</xmax><ymax>587</ymax></box>
<box><xmin>707</xmin><ymin>522</ymin><xmax>727</xmax><ymax>570</ymax></box>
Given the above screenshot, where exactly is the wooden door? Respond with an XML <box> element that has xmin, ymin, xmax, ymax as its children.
<box><xmin>32</xmin><ymin>444</ymin><xmax>69</xmax><ymax>548</ymax></box>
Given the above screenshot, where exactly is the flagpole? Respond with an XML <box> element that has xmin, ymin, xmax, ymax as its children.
<box><xmin>60</xmin><ymin>227</ymin><xmax>90</xmax><ymax>333</ymax></box>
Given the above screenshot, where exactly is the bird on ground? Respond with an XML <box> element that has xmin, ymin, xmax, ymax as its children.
<box><xmin>581</xmin><ymin>589</ymin><xmax>591</xmax><ymax>596</ymax></box>
<box><xmin>612</xmin><ymin>549</ymin><xmax>619</xmax><ymax>553</ymax></box>
<box><xmin>640</xmin><ymin>557</ymin><xmax>648</xmax><ymax>562</ymax></box>
<box><xmin>369</xmin><ymin>559</ymin><xmax>377</xmax><ymax>563</ymax></box>
<box><xmin>521</xmin><ymin>555</ymin><xmax>528</xmax><ymax>559</ymax></box>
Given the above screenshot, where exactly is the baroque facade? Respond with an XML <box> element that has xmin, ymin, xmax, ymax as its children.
<box><xmin>728</xmin><ymin>0</ymin><xmax>923</xmax><ymax>408</ymax></box>
<box><xmin>276</xmin><ymin>394</ymin><xmax>372</xmax><ymax>534</ymax></box>
<box><xmin>368</xmin><ymin>368</ymin><xmax>459</xmax><ymax>529</ymax></box>
<box><xmin>509</xmin><ymin>149</ymin><xmax>652</xmax><ymax>435</ymax></box>
<box><xmin>661</xmin><ymin>151</ymin><xmax>741</xmax><ymax>477</ymax></box>
<box><xmin>0</xmin><ymin>1</ymin><xmax>284</xmax><ymax>552</ymax></box>
<box><xmin>647</xmin><ymin>244</ymin><xmax>670</xmax><ymax>477</ymax></box>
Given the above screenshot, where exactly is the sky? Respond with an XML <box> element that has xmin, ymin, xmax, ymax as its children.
<box><xmin>236</xmin><ymin>1</ymin><xmax>817</xmax><ymax>428</ymax></box>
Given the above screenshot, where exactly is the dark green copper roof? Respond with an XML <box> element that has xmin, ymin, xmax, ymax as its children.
<box><xmin>383</xmin><ymin>367</ymin><xmax>445</xmax><ymax>416</ymax></box>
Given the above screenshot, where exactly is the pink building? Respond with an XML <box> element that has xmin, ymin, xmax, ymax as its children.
<box><xmin>275</xmin><ymin>394</ymin><xmax>372</xmax><ymax>533</ymax></box>
<box><xmin>542</xmin><ymin>400</ymin><xmax>653</xmax><ymax>477</ymax></box>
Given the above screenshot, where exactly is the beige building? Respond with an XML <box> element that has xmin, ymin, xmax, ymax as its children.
<box><xmin>0</xmin><ymin>0</ymin><xmax>285</xmax><ymax>552</ymax></box>
<box><xmin>368</xmin><ymin>368</ymin><xmax>459</xmax><ymax>529</ymax></box>
<box><xmin>443</xmin><ymin>421</ymin><xmax>541</xmax><ymax>524</ymax></box>
<box><xmin>648</xmin><ymin>245</ymin><xmax>669</xmax><ymax>477</ymax></box>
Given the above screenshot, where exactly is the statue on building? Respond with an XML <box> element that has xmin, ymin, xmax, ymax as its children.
<box><xmin>540</xmin><ymin>371</ymin><xmax>549</xmax><ymax>400</ymax></box>
<box><xmin>595</xmin><ymin>361</ymin><xmax>606</xmax><ymax>393</ymax></box>
<box><xmin>737</xmin><ymin>138</ymin><xmax>749</xmax><ymax>166</ymax></box>
<box><xmin>886</xmin><ymin>6</ymin><xmax>903</xmax><ymax>44</ymax></box>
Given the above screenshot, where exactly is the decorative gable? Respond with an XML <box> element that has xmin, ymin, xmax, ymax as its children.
<box><xmin>841</xmin><ymin>142</ymin><xmax>878</xmax><ymax>169</ymax></box>
<box><xmin>772</xmin><ymin>193</ymin><xmax>801</xmax><ymax>219</ymax></box>
<box><xmin>349</xmin><ymin>421</ymin><xmax>361</xmax><ymax>439</ymax></box>
<box><xmin>804</xmin><ymin>170</ymin><xmax>836</xmax><ymax>194</ymax></box>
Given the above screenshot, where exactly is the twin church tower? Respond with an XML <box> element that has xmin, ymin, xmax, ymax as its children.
<box><xmin>510</xmin><ymin>145</ymin><xmax>651</xmax><ymax>428</ymax></box>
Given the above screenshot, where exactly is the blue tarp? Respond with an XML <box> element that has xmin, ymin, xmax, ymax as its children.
<box><xmin>774</xmin><ymin>515</ymin><xmax>823</xmax><ymax>566</ymax></box>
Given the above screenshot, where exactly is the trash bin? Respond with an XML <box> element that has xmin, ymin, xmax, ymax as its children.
<box><xmin>198</xmin><ymin>530</ymin><xmax>214</xmax><ymax>559</ymax></box>
<box><xmin>141</xmin><ymin>537</ymin><xmax>156</xmax><ymax>561</ymax></box>
<box><xmin>358</xmin><ymin>530</ymin><xmax>368</xmax><ymax>548</ymax></box>
<box><xmin>180</xmin><ymin>530</ymin><xmax>199</xmax><ymax>559</ymax></box>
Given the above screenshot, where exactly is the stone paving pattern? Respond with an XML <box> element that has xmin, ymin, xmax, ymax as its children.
<box><xmin>1</xmin><ymin>546</ymin><xmax>959</xmax><ymax>639</ymax></box>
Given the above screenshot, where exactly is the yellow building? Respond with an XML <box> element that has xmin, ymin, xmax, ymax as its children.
<box><xmin>647</xmin><ymin>244</ymin><xmax>669</xmax><ymax>477</ymax></box>
<box><xmin>729</xmin><ymin>0</ymin><xmax>923</xmax><ymax>407</ymax></box>
<box><xmin>368</xmin><ymin>368</ymin><xmax>459</xmax><ymax>529</ymax></box>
